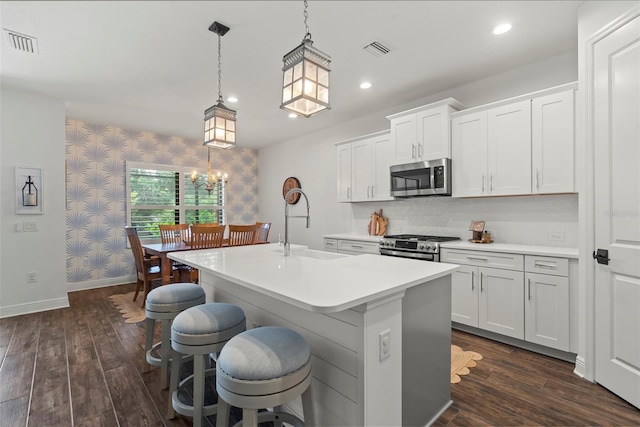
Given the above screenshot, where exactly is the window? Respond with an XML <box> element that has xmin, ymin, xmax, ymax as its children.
<box><xmin>126</xmin><ymin>162</ymin><xmax>224</xmax><ymax>241</ymax></box>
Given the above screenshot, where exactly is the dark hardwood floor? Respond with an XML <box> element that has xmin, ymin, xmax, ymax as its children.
<box><xmin>0</xmin><ymin>284</ymin><xmax>638</xmax><ymax>426</ymax></box>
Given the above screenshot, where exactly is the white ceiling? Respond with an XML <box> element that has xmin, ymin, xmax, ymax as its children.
<box><xmin>0</xmin><ymin>1</ymin><xmax>581</xmax><ymax>149</ymax></box>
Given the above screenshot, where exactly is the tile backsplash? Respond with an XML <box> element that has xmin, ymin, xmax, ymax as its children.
<box><xmin>351</xmin><ymin>193</ymin><xmax>578</xmax><ymax>247</ymax></box>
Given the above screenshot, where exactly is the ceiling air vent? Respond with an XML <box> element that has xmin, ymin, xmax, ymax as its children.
<box><xmin>3</xmin><ymin>29</ymin><xmax>39</xmax><ymax>54</ymax></box>
<box><xmin>363</xmin><ymin>40</ymin><xmax>391</xmax><ymax>57</ymax></box>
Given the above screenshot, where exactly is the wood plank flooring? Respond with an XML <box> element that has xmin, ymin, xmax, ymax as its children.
<box><xmin>0</xmin><ymin>284</ymin><xmax>638</xmax><ymax>426</ymax></box>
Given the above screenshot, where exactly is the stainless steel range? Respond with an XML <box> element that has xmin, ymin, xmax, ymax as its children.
<box><xmin>379</xmin><ymin>234</ymin><xmax>460</xmax><ymax>262</ymax></box>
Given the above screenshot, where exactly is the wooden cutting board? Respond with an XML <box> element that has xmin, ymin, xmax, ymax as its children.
<box><xmin>376</xmin><ymin>209</ymin><xmax>388</xmax><ymax>236</ymax></box>
<box><xmin>368</xmin><ymin>211</ymin><xmax>379</xmax><ymax>235</ymax></box>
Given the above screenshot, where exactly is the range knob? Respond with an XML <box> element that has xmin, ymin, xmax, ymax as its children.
<box><xmin>418</xmin><ymin>243</ymin><xmax>425</xmax><ymax>250</ymax></box>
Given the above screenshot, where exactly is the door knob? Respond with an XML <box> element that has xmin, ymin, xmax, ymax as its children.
<box><xmin>592</xmin><ymin>249</ymin><xmax>610</xmax><ymax>265</ymax></box>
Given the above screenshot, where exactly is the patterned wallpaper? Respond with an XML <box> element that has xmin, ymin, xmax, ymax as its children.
<box><xmin>65</xmin><ymin>119</ymin><xmax>258</xmax><ymax>284</ymax></box>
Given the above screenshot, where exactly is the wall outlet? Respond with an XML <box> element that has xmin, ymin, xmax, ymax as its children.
<box><xmin>379</xmin><ymin>329</ymin><xmax>391</xmax><ymax>361</ymax></box>
<box><xmin>23</xmin><ymin>222</ymin><xmax>38</xmax><ymax>232</ymax></box>
<box><xmin>548</xmin><ymin>232</ymin><xmax>566</xmax><ymax>242</ymax></box>
<box><xmin>27</xmin><ymin>272</ymin><xmax>38</xmax><ymax>283</ymax></box>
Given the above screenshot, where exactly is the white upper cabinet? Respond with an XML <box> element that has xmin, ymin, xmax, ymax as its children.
<box><xmin>387</xmin><ymin>98</ymin><xmax>465</xmax><ymax>164</ymax></box>
<box><xmin>335</xmin><ymin>130</ymin><xmax>394</xmax><ymax>203</ymax></box>
<box><xmin>451</xmin><ymin>111</ymin><xmax>488</xmax><ymax>197</ymax></box>
<box><xmin>336</xmin><ymin>143</ymin><xmax>352</xmax><ymax>202</ymax></box>
<box><xmin>487</xmin><ymin>100</ymin><xmax>532</xmax><ymax>196</ymax></box>
<box><xmin>451</xmin><ymin>83</ymin><xmax>577</xmax><ymax>198</ymax></box>
<box><xmin>532</xmin><ymin>90</ymin><xmax>575</xmax><ymax>194</ymax></box>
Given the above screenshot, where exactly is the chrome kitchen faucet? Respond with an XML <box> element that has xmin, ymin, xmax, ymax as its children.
<box><xmin>283</xmin><ymin>188</ymin><xmax>310</xmax><ymax>256</ymax></box>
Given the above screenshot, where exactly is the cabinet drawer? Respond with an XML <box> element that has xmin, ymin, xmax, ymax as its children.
<box><xmin>338</xmin><ymin>240</ymin><xmax>380</xmax><ymax>254</ymax></box>
<box><xmin>324</xmin><ymin>238</ymin><xmax>338</xmax><ymax>253</ymax></box>
<box><xmin>525</xmin><ymin>255</ymin><xmax>568</xmax><ymax>277</ymax></box>
<box><xmin>441</xmin><ymin>249</ymin><xmax>523</xmax><ymax>271</ymax></box>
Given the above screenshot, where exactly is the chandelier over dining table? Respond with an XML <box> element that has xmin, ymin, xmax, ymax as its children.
<box><xmin>191</xmin><ymin>147</ymin><xmax>227</xmax><ymax>195</ymax></box>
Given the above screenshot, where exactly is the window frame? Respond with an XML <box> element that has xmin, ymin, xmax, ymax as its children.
<box><xmin>125</xmin><ymin>161</ymin><xmax>225</xmax><ymax>243</ymax></box>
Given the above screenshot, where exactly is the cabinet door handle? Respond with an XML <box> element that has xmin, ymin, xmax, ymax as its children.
<box><xmin>412</xmin><ymin>144</ymin><xmax>416</xmax><ymax>159</ymax></box>
<box><xmin>534</xmin><ymin>261</ymin><xmax>556</xmax><ymax>269</ymax></box>
<box><xmin>480</xmin><ymin>272</ymin><xmax>484</xmax><ymax>293</ymax></box>
<box><xmin>490</xmin><ymin>174</ymin><xmax>494</xmax><ymax>192</ymax></box>
<box><xmin>528</xmin><ymin>278</ymin><xmax>532</xmax><ymax>301</ymax></box>
<box><xmin>481</xmin><ymin>175</ymin><xmax>485</xmax><ymax>193</ymax></box>
<box><xmin>371</xmin><ymin>185</ymin><xmax>374</xmax><ymax>197</ymax></box>
<box><xmin>467</xmin><ymin>256</ymin><xmax>489</xmax><ymax>261</ymax></box>
<box><xmin>535</xmin><ymin>168</ymin><xmax>540</xmax><ymax>190</ymax></box>
<box><xmin>351</xmin><ymin>244</ymin><xmax>364</xmax><ymax>249</ymax></box>
<box><xmin>471</xmin><ymin>270</ymin><xmax>475</xmax><ymax>291</ymax></box>
<box><xmin>326</xmin><ymin>241</ymin><xmax>335</xmax><ymax>246</ymax></box>
<box><xmin>417</xmin><ymin>144</ymin><xmax>422</xmax><ymax>158</ymax></box>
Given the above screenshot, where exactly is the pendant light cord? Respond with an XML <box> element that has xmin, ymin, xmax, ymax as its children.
<box><xmin>217</xmin><ymin>32</ymin><xmax>223</xmax><ymax>102</ymax></box>
<box><xmin>303</xmin><ymin>0</ymin><xmax>312</xmax><ymax>41</ymax></box>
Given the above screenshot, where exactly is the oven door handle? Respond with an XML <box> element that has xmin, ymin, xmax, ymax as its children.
<box><xmin>380</xmin><ymin>248</ymin><xmax>437</xmax><ymax>261</ymax></box>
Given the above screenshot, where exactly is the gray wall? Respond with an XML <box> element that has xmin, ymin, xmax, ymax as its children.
<box><xmin>1</xmin><ymin>88</ymin><xmax>69</xmax><ymax>317</ymax></box>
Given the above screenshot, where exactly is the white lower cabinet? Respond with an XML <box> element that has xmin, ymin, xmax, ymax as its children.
<box><xmin>443</xmin><ymin>248</ymin><xmax>571</xmax><ymax>351</ymax></box>
<box><xmin>524</xmin><ymin>256</ymin><xmax>570</xmax><ymax>351</ymax></box>
<box><xmin>324</xmin><ymin>238</ymin><xmax>338</xmax><ymax>253</ymax></box>
<box><xmin>323</xmin><ymin>237</ymin><xmax>380</xmax><ymax>255</ymax></box>
<box><xmin>451</xmin><ymin>266</ymin><xmax>525</xmax><ymax>339</ymax></box>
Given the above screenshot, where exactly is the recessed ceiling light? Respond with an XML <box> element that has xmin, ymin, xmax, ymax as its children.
<box><xmin>493</xmin><ymin>23</ymin><xmax>512</xmax><ymax>35</ymax></box>
<box><xmin>288</xmin><ymin>113</ymin><xmax>298</xmax><ymax>119</ymax></box>
<box><xmin>227</xmin><ymin>96</ymin><xmax>238</xmax><ymax>103</ymax></box>
<box><xmin>360</xmin><ymin>82</ymin><xmax>372</xmax><ymax>89</ymax></box>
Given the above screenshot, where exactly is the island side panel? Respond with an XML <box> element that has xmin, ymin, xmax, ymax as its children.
<box><xmin>358</xmin><ymin>294</ymin><xmax>404</xmax><ymax>427</ymax></box>
<box><xmin>402</xmin><ymin>275</ymin><xmax>453</xmax><ymax>426</ymax></box>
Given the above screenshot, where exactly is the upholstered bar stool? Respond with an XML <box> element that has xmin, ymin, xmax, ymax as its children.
<box><xmin>145</xmin><ymin>283</ymin><xmax>206</xmax><ymax>388</ymax></box>
<box><xmin>168</xmin><ymin>303</ymin><xmax>246</xmax><ymax>426</ymax></box>
<box><xmin>215</xmin><ymin>326</ymin><xmax>316</xmax><ymax>427</ymax></box>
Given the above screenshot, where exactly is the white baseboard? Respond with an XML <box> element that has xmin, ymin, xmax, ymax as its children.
<box><xmin>573</xmin><ymin>355</ymin><xmax>588</xmax><ymax>380</ymax></box>
<box><xmin>67</xmin><ymin>276</ymin><xmax>136</xmax><ymax>292</ymax></box>
<box><xmin>0</xmin><ymin>296</ymin><xmax>70</xmax><ymax>319</ymax></box>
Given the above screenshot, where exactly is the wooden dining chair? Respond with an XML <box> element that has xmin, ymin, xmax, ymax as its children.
<box><xmin>126</xmin><ymin>226</ymin><xmax>166</xmax><ymax>307</ymax></box>
<box><xmin>228</xmin><ymin>224</ymin><xmax>258</xmax><ymax>246</ymax></box>
<box><xmin>254</xmin><ymin>222</ymin><xmax>271</xmax><ymax>244</ymax></box>
<box><xmin>159</xmin><ymin>223</ymin><xmax>190</xmax><ymax>244</ymax></box>
<box><xmin>190</xmin><ymin>224</ymin><xmax>225</xmax><ymax>249</ymax></box>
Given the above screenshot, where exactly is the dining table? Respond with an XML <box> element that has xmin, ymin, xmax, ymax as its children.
<box><xmin>141</xmin><ymin>242</ymin><xmax>198</xmax><ymax>285</ymax></box>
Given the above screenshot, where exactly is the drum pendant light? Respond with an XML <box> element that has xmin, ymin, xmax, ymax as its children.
<box><xmin>204</xmin><ymin>21</ymin><xmax>236</xmax><ymax>149</ymax></box>
<box><xmin>280</xmin><ymin>0</ymin><xmax>331</xmax><ymax>118</ymax></box>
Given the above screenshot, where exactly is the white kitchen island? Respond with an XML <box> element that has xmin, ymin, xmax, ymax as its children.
<box><xmin>169</xmin><ymin>243</ymin><xmax>459</xmax><ymax>426</ymax></box>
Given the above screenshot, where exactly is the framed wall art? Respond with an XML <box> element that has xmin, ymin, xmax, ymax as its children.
<box><xmin>16</xmin><ymin>166</ymin><xmax>43</xmax><ymax>214</ymax></box>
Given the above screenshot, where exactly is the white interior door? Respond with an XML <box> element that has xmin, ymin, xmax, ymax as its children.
<box><xmin>594</xmin><ymin>13</ymin><xmax>640</xmax><ymax>409</ymax></box>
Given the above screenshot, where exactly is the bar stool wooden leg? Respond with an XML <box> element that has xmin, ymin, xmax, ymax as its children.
<box><xmin>301</xmin><ymin>387</ymin><xmax>316</xmax><ymax>427</ymax></box>
<box><xmin>160</xmin><ymin>318</ymin><xmax>171</xmax><ymax>388</ymax></box>
<box><xmin>216</xmin><ymin>398</ymin><xmax>230</xmax><ymax>427</ymax></box>
<box><xmin>144</xmin><ymin>317</ymin><xmax>155</xmax><ymax>372</ymax></box>
<box><xmin>167</xmin><ymin>346</ymin><xmax>182</xmax><ymax>419</ymax></box>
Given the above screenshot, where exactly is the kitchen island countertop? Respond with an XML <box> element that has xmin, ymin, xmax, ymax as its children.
<box><xmin>168</xmin><ymin>242</ymin><xmax>458</xmax><ymax>313</ymax></box>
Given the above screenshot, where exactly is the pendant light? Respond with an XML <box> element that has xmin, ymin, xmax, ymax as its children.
<box><xmin>280</xmin><ymin>0</ymin><xmax>331</xmax><ymax>118</ymax></box>
<box><xmin>204</xmin><ymin>21</ymin><xmax>236</xmax><ymax>149</ymax></box>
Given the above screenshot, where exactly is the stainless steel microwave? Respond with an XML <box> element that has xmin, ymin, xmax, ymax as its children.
<box><xmin>390</xmin><ymin>158</ymin><xmax>452</xmax><ymax>197</ymax></box>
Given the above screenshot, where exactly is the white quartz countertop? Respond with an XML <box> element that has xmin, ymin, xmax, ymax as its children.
<box><xmin>169</xmin><ymin>243</ymin><xmax>458</xmax><ymax>313</ymax></box>
<box><xmin>440</xmin><ymin>241</ymin><xmax>579</xmax><ymax>258</ymax></box>
<box><xmin>323</xmin><ymin>233</ymin><xmax>383</xmax><ymax>242</ymax></box>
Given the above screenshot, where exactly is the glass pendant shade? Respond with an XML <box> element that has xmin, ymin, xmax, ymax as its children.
<box><xmin>280</xmin><ymin>39</ymin><xmax>331</xmax><ymax>117</ymax></box>
<box><xmin>204</xmin><ymin>100</ymin><xmax>236</xmax><ymax>149</ymax></box>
